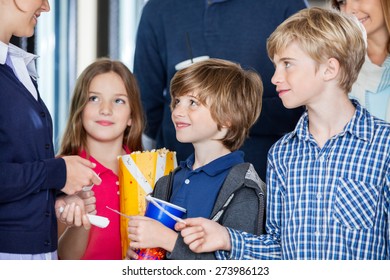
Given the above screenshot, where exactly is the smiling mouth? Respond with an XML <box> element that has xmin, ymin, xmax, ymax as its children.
<box><xmin>278</xmin><ymin>89</ymin><xmax>290</xmax><ymax>97</ymax></box>
<box><xmin>97</xmin><ymin>121</ymin><xmax>113</xmax><ymax>126</ymax></box>
<box><xmin>175</xmin><ymin>122</ymin><xmax>190</xmax><ymax>129</ymax></box>
<box><xmin>358</xmin><ymin>16</ymin><xmax>369</xmax><ymax>24</ymax></box>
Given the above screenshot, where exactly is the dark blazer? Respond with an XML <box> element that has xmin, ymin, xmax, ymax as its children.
<box><xmin>0</xmin><ymin>64</ymin><xmax>66</xmax><ymax>254</ymax></box>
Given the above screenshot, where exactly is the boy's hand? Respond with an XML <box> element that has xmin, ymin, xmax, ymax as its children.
<box><xmin>175</xmin><ymin>217</ymin><xmax>231</xmax><ymax>253</ymax></box>
<box><xmin>128</xmin><ymin>216</ymin><xmax>178</xmax><ymax>252</ymax></box>
<box><xmin>61</xmin><ymin>156</ymin><xmax>102</xmax><ymax>195</ymax></box>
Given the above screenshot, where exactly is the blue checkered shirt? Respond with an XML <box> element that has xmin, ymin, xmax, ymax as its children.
<box><xmin>216</xmin><ymin>101</ymin><xmax>390</xmax><ymax>259</ymax></box>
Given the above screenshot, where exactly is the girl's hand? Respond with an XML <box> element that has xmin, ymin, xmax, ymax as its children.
<box><xmin>77</xmin><ymin>190</ymin><xmax>97</xmax><ymax>215</ymax></box>
<box><xmin>55</xmin><ymin>195</ymin><xmax>92</xmax><ymax>230</ymax></box>
<box><xmin>128</xmin><ymin>216</ymin><xmax>178</xmax><ymax>252</ymax></box>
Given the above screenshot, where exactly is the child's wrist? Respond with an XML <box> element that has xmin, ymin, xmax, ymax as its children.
<box><xmin>162</xmin><ymin>230</ymin><xmax>178</xmax><ymax>252</ymax></box>
<box><xmin>223</xmin><ymin>227</ymin><xmax>232</xmax><ymax>251</ymax></box>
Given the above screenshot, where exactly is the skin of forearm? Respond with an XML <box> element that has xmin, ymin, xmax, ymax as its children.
<box><xmin>160</xmin><ymin>230</ymin><xmax>178</xmax><ymax>253</ymax></box>
<box><xmin>58</xmin><ymin>226</ymin><xmax>90</xmax><ymax>259</ymax></box>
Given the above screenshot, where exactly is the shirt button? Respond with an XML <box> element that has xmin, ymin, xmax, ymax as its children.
<box><xmin>315</xmin><ymin>231</ymin><xmax>320</xmax><ymax>237</ymax></box>
<box><xmin>40</xmin><ymin>111</ymin><xmax>45</xmax><ymax>117</ymax></box>
<box><xmin>45</xmin><ymin>144</ymin><xmax>50</xmax><ymax>149</ymax></box>
<box><xmin>319</xmin><ymin>156</ymin><xmax>325</xmax><ymax>162</ymax></box>
<box><xmin>184</xmin><ymin>179</ymin><xmax>190</xmax><ymax>184</ymax></box>
<box><xmin>317</xmin><ymin>193</ymin><xmax>322</xmax><ymax>199</ymax></box>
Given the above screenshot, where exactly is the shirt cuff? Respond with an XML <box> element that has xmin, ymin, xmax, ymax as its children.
<box><xmin>215</xmin><ymin>227</ymin><xmax>245</xmax><ymax>260</ymax></box>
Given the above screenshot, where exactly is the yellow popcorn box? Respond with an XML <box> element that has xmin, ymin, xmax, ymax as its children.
<box><xmin>118</xmin><ymin>148</ymin><xmax>177</xmax><ymax>259</ymax></box>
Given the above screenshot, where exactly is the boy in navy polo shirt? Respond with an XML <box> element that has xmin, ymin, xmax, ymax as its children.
<box><xmin>126</xmin><ymin>58</ymin><xmax>266</xmax><ymax>260</ymax></box>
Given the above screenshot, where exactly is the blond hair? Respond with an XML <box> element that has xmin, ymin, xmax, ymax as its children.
<box><xmin>267</xmin><ymin>7</ymin><xmax>366</xmax><ymax>93</ymax></box>
<box><xmin>331</xmin><ymin>0</ymin><xmax>390</xmax><ymax>53</ymax></box>
<box><xmin>170</xmin><ymin>58</ymin><xmax>263</xmax><ymax>151</ymax></box>
<box><xmin>59</xmin><ymin>58</ymin><xmax>144</xmax><ymax>156</ymax></box>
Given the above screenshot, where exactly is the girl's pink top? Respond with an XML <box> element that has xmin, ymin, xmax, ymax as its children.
<box><xmin>80</xmin><ymin>147</ymin><xmax>130</xmax><ymax>260</ymax></box>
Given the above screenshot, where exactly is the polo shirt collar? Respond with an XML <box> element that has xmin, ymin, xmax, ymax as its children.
<box><xmin>179</xmin><ymin>150</ymin><xmax>244</xmax><ymax>176</ymax></box>
<box><xmin>79</xmin><ymin>149</ymin><xmax>109</xmax><ymax>176</ymax></box>
<box><xmin>79</xmin><ymin>146</ymin><xmax>131</xmax><ymax>175</ymax></box>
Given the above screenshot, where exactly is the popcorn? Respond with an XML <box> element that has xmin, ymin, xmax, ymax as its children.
<box><xmin>118</xmin><ymin>148</ymin><xmax>177</xmax><ymax>259</ymax></box>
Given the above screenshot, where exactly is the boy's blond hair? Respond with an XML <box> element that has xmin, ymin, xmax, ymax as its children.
<box><xmin>267</xmin><ymin>7</ymin><xmax>366</xmax><ymax>93</ymax></box>
<box><xmin>170</xmin><ymin>58</ymin><xmax>263</xmax><ymax>151</ymax></box>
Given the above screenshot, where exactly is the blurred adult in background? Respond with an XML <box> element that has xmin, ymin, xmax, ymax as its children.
<box><xmin>331</xmin><ymin>0</ymin><xmax>390</xmax><ymax>122</ymax></box>
<box><xmin>133</xmin><ymin>0</ymin><xmax>308</xmax><ymax>181</ymax></box>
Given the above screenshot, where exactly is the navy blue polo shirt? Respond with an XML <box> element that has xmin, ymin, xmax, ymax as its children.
<box><xmin>170</xmin><ymin>151</ymin><xmax>244</xmax><ymax>218</ymax></box>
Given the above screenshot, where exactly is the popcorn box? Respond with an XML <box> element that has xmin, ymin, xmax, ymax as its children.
<box><xmin>118</xmin><ymin>148</ymin><xmax>177</xmax><ymax>259</ymax></box>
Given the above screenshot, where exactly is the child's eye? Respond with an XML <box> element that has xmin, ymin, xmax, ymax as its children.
<box><xmin>88</xmin><ymin>96</ymin><xmax>99</xmax><ymax>102</ymax></box>
<box><xmin>115</xmin><ymin>98</ymin><xmax>126</xmax><ymax>104</ymax></box>
<box><xmin>284</xmin><ymin>61</ymin><xmax>291</xmax><ymax>68</ymax></box>
<box><xmin>172</xmin><ymin>98</ymin><xmax>180</xmax><ymax>108</ymax></box>
<box><xmin>189</xmin><ymin>98</ymin><xmax>200</xmax><ymax>106</ymax></box>
<box><xmin>336</xmin><ymin>0</ymin><xmax>346</xmax><ymax>6</ymax></box>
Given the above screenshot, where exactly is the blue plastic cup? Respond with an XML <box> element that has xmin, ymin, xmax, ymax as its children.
<box><xmin>144</xmin><ymin>197</ymin><xmax>186</xmax><ymax>229</ymax></box>
<box><xmin>135</xmin><ymin>197</ymin><xmax>186</xmax><ymax>260</ymax></box>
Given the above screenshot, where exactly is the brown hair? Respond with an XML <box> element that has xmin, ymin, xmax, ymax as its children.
<box><xmin>170</xmin><ymin>58</ymin><xmax>263</xmax><ymax>151</ymax></box>
<box><xmin>59</xmin><ymin>58</ymin><xmax>144</xmax><ymax>156</ymax></box>
<box><xmin>330</xmin><ymin>0</ymin><xmax>390</xmax><ymax>53</ymax></box>
<box><xmin>267</xmin><ymin>7</ymin><xmax>366</xmax><ymax>93</ymax></box>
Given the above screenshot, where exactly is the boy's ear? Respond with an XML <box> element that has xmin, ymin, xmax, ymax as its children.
<box><xmin>323</xmin><ymin>57</ymin><xmax>340</xmax><ymax>81</ymax></box>
<box><xmin>220</xmin><ymin>120</ymin><xmax>231</xmax><ymax>130</ymax></box>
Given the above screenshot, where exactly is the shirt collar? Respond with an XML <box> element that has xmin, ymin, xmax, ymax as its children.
<box><xmin>179</xmin><ymin>150</ymin><xmax>244</xmax><ymax>176</ymax></box>
<box><xmin>357</xmin><ymin>55</ymin><xmax>390</xmax><ymax>92</ymax></box>
<box><xmin>0</xmin><ymin>41</ymin><xmax>39</xmax><ymax>79</ymax></box>
<box><xmin>283</xmin><ymin>100</ymin><xmax>374</xmax><ymax>145</ymax></box>
<box><xmin>79</xmin><ymin>146</ymin><xmax>131</xmax><ymax>175</ymax></box>
<box><xmin>342</xmin><ymin>100</ymin><xmax>375</xmax><ymax>143</ymax></box>
<box><xmin>79</xmin><ymin>149</ymin><xmax>109</xmax><ymax>175</ymax></box>
<box><xmin>0</xmin><ymin>41</ymin><xmax>7</xmax><ymax>64</ymax></box>
<box><xmin>282</xmin><ymin>110</ymin><xmax>309</xmax><ymax>144</ymax></box>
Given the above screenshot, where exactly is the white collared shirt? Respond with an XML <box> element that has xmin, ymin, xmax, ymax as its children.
<box><xmin>0</xmin><ymin>41</ymin><xmax>39</xmax><ymax>100</ymax></box>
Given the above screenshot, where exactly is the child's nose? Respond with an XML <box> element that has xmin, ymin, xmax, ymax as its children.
<box><xmin>172</xmin><ymin>104</ymin><xmax>185</xmax><ymax>117</ymax></box>
<box><xmin>99</xmin><ymin>102</ymin><xmax>112</xmax><ymax>115</ymax></box>
<box><xmin>271</xmin><ymin>69</ymin><xmax>282</xmax><ymax>85</ymax></box>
